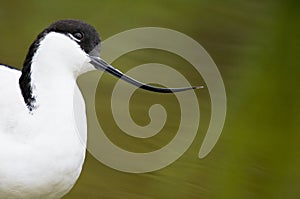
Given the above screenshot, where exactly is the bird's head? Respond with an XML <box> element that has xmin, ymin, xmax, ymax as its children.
<box><xmin>23</xmin><ymin>19</ymin><xmax>201</xmax><ymax>93</ymax></box>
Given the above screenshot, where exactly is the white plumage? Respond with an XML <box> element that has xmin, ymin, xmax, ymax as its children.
<box><xmin>0</xmin><ymin>31</ymin><xmax>89</xmax><ymax>199</ymax></box>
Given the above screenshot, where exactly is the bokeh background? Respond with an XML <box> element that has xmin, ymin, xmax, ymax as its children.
<box><xmin>0</xmin><ymin>0</ymin><xmax>299</xmax><ymax>198</ymax></box>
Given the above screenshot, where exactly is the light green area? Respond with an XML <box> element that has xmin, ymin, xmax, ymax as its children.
<box><xmin>0</xmin><ymin>0</ymin><xmax>299</xmax><ymax>198</ymax></box>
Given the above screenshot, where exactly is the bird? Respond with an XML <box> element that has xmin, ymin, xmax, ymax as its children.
<box><xmin>0</xmin><ymin>19</ymin><xmax>200</xmax><ymax>199</ymax></box>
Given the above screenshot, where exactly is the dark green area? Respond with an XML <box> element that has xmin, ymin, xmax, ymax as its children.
<box><xmin>0</xmin><ymin>0</ymin><xmax>299</xmax><ymax>198</ymax></box>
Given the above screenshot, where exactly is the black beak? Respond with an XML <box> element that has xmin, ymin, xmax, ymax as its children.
<box><xmin>89</xmin><ymin>56</ymin><xmax>203</xmax><ymax>93</ymax></box>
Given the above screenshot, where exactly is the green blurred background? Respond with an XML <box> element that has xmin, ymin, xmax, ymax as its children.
<box><xmin>0</xmin><ymin>0</ymin><xmax>299</xmax><ymax>198</ymax></box>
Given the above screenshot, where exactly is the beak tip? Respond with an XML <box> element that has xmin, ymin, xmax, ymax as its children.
<box><xmin>194</xmin><ymin>86</ymin><xmax>204</xmax><ymax>89</ymax></box>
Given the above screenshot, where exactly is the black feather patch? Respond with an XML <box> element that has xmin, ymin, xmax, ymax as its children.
<box><xmin>19</xmin><ymin>30</ymin><xmax>47</xmax><ymax>111</ymax></box>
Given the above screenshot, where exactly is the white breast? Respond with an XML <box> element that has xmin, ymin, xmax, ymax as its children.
<box><xmin>0</xmin><ymin>65</ymin><xmax>87</xmax><ymax>199</ymax></box>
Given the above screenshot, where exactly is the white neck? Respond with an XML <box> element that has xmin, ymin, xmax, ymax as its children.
<box><xmin>22</xmin><ymin>33</ymin><xmax>88</xmax><ymax>145</ymax></box>
<box><xmin>27</xmin><ymin>32</ymin><xmax>92</xmax><ymax>112</ymax></box>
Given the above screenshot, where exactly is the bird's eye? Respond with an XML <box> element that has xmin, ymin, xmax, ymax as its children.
<box><xmin>71</xmin><ymin>32</ymin><xmax>84</xmax><ymax>42</ymax></box>
<box><xmin>74</xmin><ymin>32</ymin><xmax>83</xmax><ymax>40</ymax></box>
